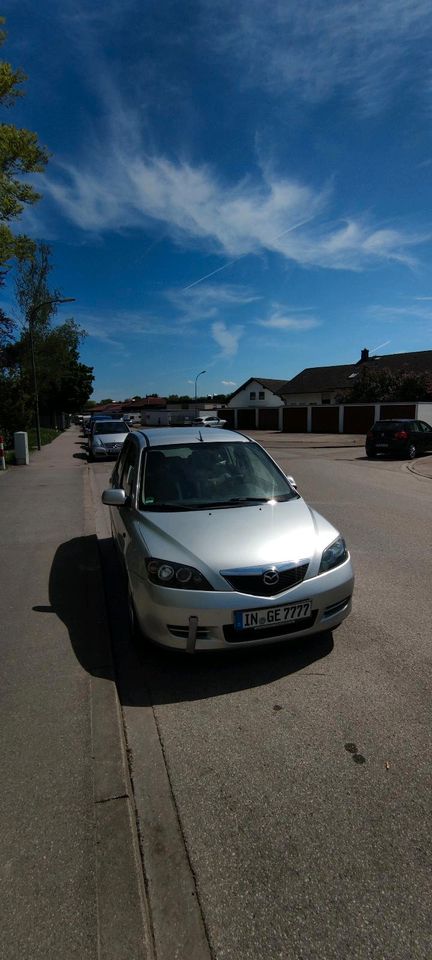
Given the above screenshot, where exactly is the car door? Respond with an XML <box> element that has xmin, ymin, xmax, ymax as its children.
<box><xmin>418</xmin><ymin>421</ymin><xmax>432</xmax><ymax>451</ymax></box>
<box><xmin>110</xmin><ymin>437</ymin><xmax>140</xmax><ymax>558</ymax></box>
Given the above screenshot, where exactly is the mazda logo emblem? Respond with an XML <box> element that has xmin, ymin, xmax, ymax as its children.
<box><xmin>263</xmin><ymin>569</ymin><xmax>279</xmax><ymax>586</ymax></box>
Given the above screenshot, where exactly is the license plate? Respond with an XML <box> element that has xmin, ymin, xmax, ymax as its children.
<box><xmin>376</xmin><ymin>442</ymin><xmax>388</xmax><ymax>448</ymax></box>
<box><xmin>234</xmin><ymin>600</ymin><xmax>312</xmax><ymax>631</ymax></box>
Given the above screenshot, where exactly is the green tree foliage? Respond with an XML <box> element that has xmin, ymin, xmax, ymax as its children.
<box><xmin>0</xmin><ymin>18</ymin><xmax>49</xmax><ymax>276</ymax></box>
<box><xmin>0</xmin><ymin>243</ymin><xmax>94</xmax><ymax>442</ymax></box>
<box><xmin>339</xmin><ymin>367</ymin><xmax>432</xmax><ymax>403</ymax></box>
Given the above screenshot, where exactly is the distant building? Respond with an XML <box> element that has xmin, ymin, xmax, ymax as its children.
<box><xmin>281</xmin><ymin>349</ymin><xmax>432</xmax><ymax>406</ymax></box>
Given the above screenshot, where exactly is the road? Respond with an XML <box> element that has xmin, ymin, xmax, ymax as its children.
<box><xmin>91</xmin><ymin>438</ymin><xmax>432</xmax><ymax>960</ymax></box>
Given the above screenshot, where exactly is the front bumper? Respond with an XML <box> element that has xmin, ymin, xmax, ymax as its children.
<box><xmin>130</xmin><ymin>557</ymin><xmax>354</xmax><ymax>651</ymax></box>
<box><xmin>92</xmin><ymin>445</ymin><xmax>122</xmax><ymax>458</ymax></box>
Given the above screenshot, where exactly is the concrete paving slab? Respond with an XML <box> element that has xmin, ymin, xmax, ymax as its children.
<box><xmin>0</xmin><ymin>427</ymin><xmax>151</xmax><ymax>959</ymax></box>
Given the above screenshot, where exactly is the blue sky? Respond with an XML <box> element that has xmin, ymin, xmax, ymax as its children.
<box><xmin>3</xmin><ymin>0</ymin><xmax>432</xmax><ymax>400</ymax></box>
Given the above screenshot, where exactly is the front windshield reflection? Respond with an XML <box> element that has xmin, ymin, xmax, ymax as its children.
<box><xmin>140</xmin><ymin>442</ymin><xmax>297</xmax><ymax>510</ymax></box>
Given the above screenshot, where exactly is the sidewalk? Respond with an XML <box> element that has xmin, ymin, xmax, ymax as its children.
<box><xmin>0</xmin><ymin>428</ymin><xmax>150</xmax><ymax>960</ymax></box>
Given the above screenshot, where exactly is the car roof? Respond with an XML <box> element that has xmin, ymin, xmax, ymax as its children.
<box><xmin>133</xmin><ymin>426</ymin><xmax>249</xmax><ymax>447</ymax></box>
<box><xmin>94</xmin><ymin>419</ymin><xmax>127</xmax><ymax>428</ymax></box>
<box><xmin>373</xmin><ymin>418</ymin><xmax>414</xmax><ymax>424</ymax></box>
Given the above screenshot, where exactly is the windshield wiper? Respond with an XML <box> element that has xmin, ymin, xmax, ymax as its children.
<box><xmin>192</xmin><ymin>497</ymin><xmax>271</xmax><ymax>508</ymax></box>
<box><xmin>142</xmin><ymin>503</ymin><xmax>193</xmax><ymax>511</ymax></box>
<box><xmin>228</xmin><ymin>496</ymin><xmax>270</xmax><ymax>503</ymax></box>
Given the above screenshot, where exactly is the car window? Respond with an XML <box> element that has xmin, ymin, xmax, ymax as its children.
<box><xmin>94</xmin><ymin>422</ymin><xmax>128</xmax><ymax>434</ymax></box>
<box><xmin>139</xmin><ymin>441</ymin><xmax>297</xmax><ymax>510</ymax></box>
<box><xmin>112</xmin><ymin>440</ymin><xmax>130</xmax><ymax>486</ymax></box>
<box><xmin>120</xmin><ymin>441</ymin><xmax>139</xmax><ymax>498</ymax></box>
<box><xmin>418</xmin><ymin>421</ymin><xmax>432</xmax><ymax>433</ymax></box>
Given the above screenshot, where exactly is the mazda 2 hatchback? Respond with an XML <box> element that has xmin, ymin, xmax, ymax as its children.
<box><xmin>102</xmin><ymin>428</ymin><xmax>354</xmax><ymax>651</ymax></box>
<box><xmin>365</xmin><ymin>419</ymin><xmax>432</xmax><ymax>459</ymax></box>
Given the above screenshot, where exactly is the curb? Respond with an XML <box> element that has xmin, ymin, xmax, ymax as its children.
<box><xmin>84</xmin><ymin>467</ymin><xmax>154</xmax><ymax>960</ymax></box>
<box><xmin>406</xmin><ymin>460</ymin><xmax>432</xmax><ymax>481</ymax></box>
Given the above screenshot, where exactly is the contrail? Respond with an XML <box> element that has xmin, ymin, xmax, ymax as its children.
<box><xmin>182</xmin><ymin>215</ymin><xmax>316</xmax><ymax>291</ymax></box>
<box><xmin>371</xmin><ymin>340</ymin><xmax>391</xmax><ymax>352</ymax></box>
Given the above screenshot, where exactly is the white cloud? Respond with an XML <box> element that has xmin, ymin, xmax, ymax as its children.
<box><xmin>222</xmin><ymin>380</ymin><xmax>237</xmax><ymax>386</ymax></box>
<box><xmin>44</xmin><ymin>147</ymin><xmax>425</xmax><ymax>272</ymax></box>
<box><xmin>257</xmin><ymin>312</ymin><xmax>320</xmax><ymax>331</ymax></box>
<box><xmin>211</xmin><ymin>321</ymin><xmax>244</xmax><ymax>357</ymax></box>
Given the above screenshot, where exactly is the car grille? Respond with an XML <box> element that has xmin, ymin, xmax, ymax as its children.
<box><xmin>223</xmin><ymin>611</ymin><xmax>317</xmax><ymax>643</ymax></box>
<box><xmin>221</xmin><ymin>563</ymin><xmax>309</xmax><ymax>597</ymax></box>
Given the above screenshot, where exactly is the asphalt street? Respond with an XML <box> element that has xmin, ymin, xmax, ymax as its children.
<box><xmin>91</xmin><ymin>431</ymin><xmax>432</xmax><ymax>960</ymax></box>
<box><xmin>2</xmin><ymin>426</ymin><xmax>431</xmax><ymax>959</ymax></box>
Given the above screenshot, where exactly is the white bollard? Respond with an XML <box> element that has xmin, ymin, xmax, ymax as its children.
<box><xmin>0</xmin><ymin>435</ymin><xmax>5</xmax><ymax>470</ymax></box>
<box><xmin>14</xmin><ymin>431</ymin><xmax>30</xmax><ymax>465</ymax></box>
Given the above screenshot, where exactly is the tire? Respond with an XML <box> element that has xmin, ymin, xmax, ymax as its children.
<box><xmin>406</xmin><ymin>443</ymin><xmax>417</xmax><ymax>460</ymax></box>
<box><xmin>366</xmin><ymin>448</ymin><xmax>377</xmax><ymax>459</ymax></box>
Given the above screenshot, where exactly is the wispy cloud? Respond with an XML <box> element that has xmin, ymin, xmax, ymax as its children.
<box><xmin>44</xmin><ymin>146</ymin><xmax>425</xmax><ymax>271</ymax></box>
<box><xmin>222</xmin><ymin>379</ymin><xmax>237</xmax><ymax>386</ymax></box>
<box><xmin>369</xmin><ymin>299</ymin><xmax>432</xmax><ymax>326</ymax></box>
<box><xmin>256</xmin><ymin>308</ymin><xmax>321</xmax><ymax>331</ymax></box>
<box><xmin>77</xmin><ymin>308</ymin><xmax>174</xmax><ymax>348</ymax></box>
<box><xmin>203</xmin><ymin>0</ymin><xmax>432</xmax><ymax>114</ymax></box>
<box><xmin>167</xmin><ymin>283</ymin><xmax>260</xmax><ymax>323</ymax></box>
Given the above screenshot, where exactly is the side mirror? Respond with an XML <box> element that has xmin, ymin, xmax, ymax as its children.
<box><xmin>286</xmin><ymin>475</ymin><xmax>297</xmax><ymax>490</ymax></box>
<box><xmin>102</xmin><ymin>488</ymin><xmax>127</xmax><ymax>507</ymax></box>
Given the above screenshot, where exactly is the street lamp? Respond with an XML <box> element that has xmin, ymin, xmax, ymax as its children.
<box><xmin>194</xmin><ymin>369</ymin><xmax>206</xmax><ymax>418</ymax></box>
<box><xmin>28</xmin><ymin>297</ymin><xmax>76</xmax><ymax>450</ymax></box>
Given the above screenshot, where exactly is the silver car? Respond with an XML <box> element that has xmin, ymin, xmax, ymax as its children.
<box><xmin>102</xmin><ymin>428</ymin><xmax>354</xmax><ymax>651</ymax></box>
<box><xmin>89</xmin><ymin>419</ymin><xmax>130</xmax><ymax>461</ymax></box>
<box><xmin>192</xmin><ymin>416</ymin><xmax>227</xmax><ymax>428</ymax></box>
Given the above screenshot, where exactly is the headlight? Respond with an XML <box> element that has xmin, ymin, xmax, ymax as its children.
<box><xmin>319</xmin><ymin>536</ymin><xmax>348</xmax><ymax>573</ymax></box>
<box><xmin>146</xmin><ymin>558</ymin><xmax>213</xmax><ymax>590</ymax></box>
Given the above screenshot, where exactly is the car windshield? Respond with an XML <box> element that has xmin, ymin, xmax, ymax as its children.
<box><xmin>95</xmin><ymin>422</ymin><xmax>127</xmax><ymax>434</ymax></box>
<box><xmin>372</xmin><ymin>421</ymin><xmax>410</xmax><ymax>432</ymax></box>
<box><xmin>139</xmin><ymin>441</ymin><xmax>298</xmax><ymax>510</ymax></box>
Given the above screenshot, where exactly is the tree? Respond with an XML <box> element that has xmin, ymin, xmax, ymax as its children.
<box><xmin>338</xmin><ymin>367</ymin><xmax>432</xmax><ymax>403</ymax></box>
<box><xmin>0</xmin><ymin>18</ymin><xmax>49</xmax><ymax>278</ymax></box>
<box><xmin>0</xmin><ymin>242</ymin><xmax>94</xmax><ymax>441</ymax></box>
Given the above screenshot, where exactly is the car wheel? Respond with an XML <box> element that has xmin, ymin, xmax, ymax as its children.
<box><xmin>406</xmin><ymin>443</ymin><xmax>417</xmax><ymax>459</ymax></box>
<box><xmin>366</xmin><ymin>448</ymin><xmax>377</xmax><ymax>458</ymax></box>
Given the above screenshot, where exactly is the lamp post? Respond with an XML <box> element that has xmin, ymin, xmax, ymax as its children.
<box><xmin>194</xmin><ymin>369</ymin><xmax>206</xmax><ymax>419</ymax></box>
<box><xmin>28</xmin><ymin>297</ymin><xmax>76</xmax><ymax>450</ymax></box>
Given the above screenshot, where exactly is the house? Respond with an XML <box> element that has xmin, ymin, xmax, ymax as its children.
<box><xmin>281</xmin><ymin>349</ymin><xmax>432</xmax><ymax>406</ymax></box>
<box><xmin>224</xmin><ymin>350</ymin><xmax>432</xmax><ymax>433</ymax></box>
<box><xmin>227</xmin><ymin>378</ymin><xmax>289</xmax><ymax>408</ymax></box>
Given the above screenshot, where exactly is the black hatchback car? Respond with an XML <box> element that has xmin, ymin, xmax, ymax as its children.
<box><xmin>365</xmin><ymin>419</ymin><xmax>432</xmax><ymax>459</ymax></box>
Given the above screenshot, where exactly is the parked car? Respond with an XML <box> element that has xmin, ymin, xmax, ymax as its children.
<box><xmin>101</xmin><ymin>427</ymin><xmax>354</xmax><ymax>652</ymax></box>
<box><xmin>192</xmin><ymin>416</ymin><xmax>227</xmax><ymax>428</ymax></box>
<box><xmin>89</xmin><ymin>419</ymin><xmax>130</xmax><ymax>461</ymax></box>
<box><xmin>365</xmin><ymin>419</ymin><xmax>432</xmax><ymax>459</ymax></box>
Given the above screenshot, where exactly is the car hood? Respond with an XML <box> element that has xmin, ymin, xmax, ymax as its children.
<box><xmin>136</xmin><ymin>498</ymin><xmax>339</xmax><ymax>572</ymax></box>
